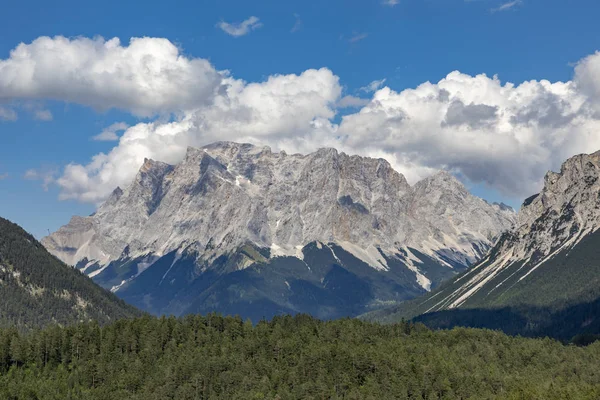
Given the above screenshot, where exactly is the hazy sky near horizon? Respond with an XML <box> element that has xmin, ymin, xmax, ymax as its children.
<box><xmin>1</xmin><ymin>0</ymin><xmax>600</xmax><ymax>238</ymax></box>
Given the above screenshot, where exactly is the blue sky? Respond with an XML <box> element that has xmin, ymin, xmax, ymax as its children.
<box><xmin>1</xmin><ymin>0</ymin><xmax>600</xmax><ymax>238</ymax></box>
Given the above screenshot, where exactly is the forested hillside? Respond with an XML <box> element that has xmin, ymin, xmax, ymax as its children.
<box><xmin>1</xmin><ymin>314</ymin><xmax>599</xmax><ymax>399</ymax></box>
<box><xmin>0</xmin><ymin>217</ymin><xmax>142</xmax><ymax>330</ymax></box>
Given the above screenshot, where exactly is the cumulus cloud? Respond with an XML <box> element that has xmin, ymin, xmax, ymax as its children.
<box><xmin>0</xmin><ymin>36</ymin><xmax>223</xmax><ymax>117</ymax></box>
<box><xmin>360</xmin><ymin>79</ymin><xmax>387</xmax><ymax>93</ymax></box>
<box><xmin>336</xmin><ymin>69</ymin><xmax>599</xmax><ymax>196</ymax></box>
<box><xmin>575</xmin><ymin>51</ymin><xmax>600</xmax><ymax>105</ymax></box>
<box><xmin>92</xmin><ymin>122</ymin><xmax>129</xmax><ymax>141</ymax></box>
<box><xmin>217</xmin><ymin>16</ymin><xmax>263</xmax><ymax>37</ymax></box>
<box><xmin>442</xmin><ymin>100</ymin><xmax>498</xmax><ymax>129</ymax></box>
<box><xmin>57</xmin><ymin>51</ymin><xmax>600</xmax><ymax>203</ymax></box>
<box><xmin>4</xmin><ymin>35</ymin><xmax>600</xmax><ymax>206</ymax></box>
<box><xmin>57</xmin><ymin>68</ymin><xmax>342</xmax><ymax>202</ymax></box>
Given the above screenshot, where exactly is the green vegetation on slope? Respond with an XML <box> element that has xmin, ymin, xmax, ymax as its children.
<box><xmin>0</xmin><ymin>217</ymin><xmax>142</xmax><ymax>330</ymax></box>
<box><xmin>1</xmin><ymin>314</ymin><xmax>600</xmax><ymax>399</ymax></box>
<box><xmin>362</xmin><ymin>230</ymin><xmax>600</xmax><ymax>342</ymax></box>
<box><xmin>103</xmin><ymin>241</ymin><xmax>457</xmax><ymax>322</ymax></box>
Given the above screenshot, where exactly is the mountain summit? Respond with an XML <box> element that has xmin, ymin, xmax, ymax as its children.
<box><xmin>367</xmin><ymin>150</ymin><xmax>600</xmax><ymax>340</ymax></box>
<box><xmin>42</xmin><ymin>142</ymin><xmax>515</xmax><ymax>320</ymax></box>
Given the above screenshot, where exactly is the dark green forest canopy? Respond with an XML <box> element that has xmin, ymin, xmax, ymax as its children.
<box><xmin>1</xmin><ymin>314</ymin><xmax>599</xmax><ymax>399</ymax></box>
<box><xmin>0</xmin><ymin>217</ymin><xmax>142</xmax><ymax>330</ymax></box>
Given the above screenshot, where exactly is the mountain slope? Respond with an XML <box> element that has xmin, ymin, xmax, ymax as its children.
<box><xmin>42</xmin><ymin>142</ymin><xmax>515</xmax><ymax>320</ymax></box>
<box><xmin>0</xmin><ymin>217</ymin><xmax>142</xmax><ymax>330</ymax></box>
<box><xmin>365</xmin><ymin>150</ymin><xmax>600</xmax><ymax>340</ymax></box>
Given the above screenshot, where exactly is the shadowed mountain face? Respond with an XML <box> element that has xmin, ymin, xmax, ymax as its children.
<box><xmin>365</xmin><ymin>150</ymin><xmax>600</xmax><ymax>341</ymax></box>
<box><xmin>42</xmin><ymin>142</ymin><xmax>515</xmax><ymax>321</ymax></box>
<box><xmin>0</xmin><ymin>217</ymin><xmax>142</xmax><ymax>330</ymax></box>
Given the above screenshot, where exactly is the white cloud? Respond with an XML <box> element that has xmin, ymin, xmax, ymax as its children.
<box><xmin>575</xmin><ymin>51</ymin><xmax>600</xmax><ymax>105</ymax></box>
<box><xmin>336</xmin><ymin>69</ymin><xmax>599</xmax><ymax>196</ymax></box>
<box><xmin>57</xmin><ymin>68</ymin><xmax>342</xmax><ymax>203</ymax></box>
<box><xmin>0</xmin><ymin>173</ymin><xmax>8</xmax><ymax>180</ymax></box>
<box><xmin>0</xmin><ymin>36</ymin><xmax>223</xmax><ymax>117</ymax></box>
<box><xmin>217</xmin><ymin>16</ymin><xmax>263</xmax><ymax>37</ymax></box>
<box><xmin>57</xmin><ymin>51</ymin><xmax>600</xmax><ymax>203</ymax></box>
<box><xmin>92</xmin><ymin>122</ymin><xmax>129</xmax><ymax>141</ymax></box>
<box><xmin>33</xmin><ymin>109</ymin><xmax>53</xmax><ymax>121</ymax></box>
<box><xmin>491</xmin><ymin>0</ymin><xmax>522</xmax><ymax>12</ymax></box>
<box><xmin>383</xmin><ymin>0</ymin><xmax>400</xmax><ymax>6</ymax></box>
<box><xmin>0</xmin><ymin>107</ymin><xmax>17</xmax><ymax>121</ymax></box>
<box><xmin>360</xmin><ymin>79</ymin><xmax>387</xmax><ymax>93</ymax></box>
<box><xmin>4</xmin><ymin>35</ymin><xmax>600</xmax><ymax>206</ymax></box>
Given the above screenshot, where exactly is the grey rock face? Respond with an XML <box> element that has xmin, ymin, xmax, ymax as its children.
<box><xmin>507</xmin><ymin>150</ymin><xmax>600</xmax><ymax>270</ymax></box>
<box><xmin>412</xmin><ymin>150</ymin><xmax>600</xmax><ymax>311</ymax></box>
<box><xmin>42</xmin><ymin>142</ymin><xmax>516</xmax><ymax>293</ymax></box>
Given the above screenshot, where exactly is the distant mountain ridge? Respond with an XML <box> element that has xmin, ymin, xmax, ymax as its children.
<box><xmin>364</xmin><ymin>150</ymin><xmax>600</xmax><ymax>340</ymax></box>
<box><xmin>42</xmin><ymin>142</ymin><xmax>515</xmax><ymax>320</ymax></box>
<box><xmin>0</xmin><ymin>217</ymin><xmax>141</xmax><ymax>330</ymax></box>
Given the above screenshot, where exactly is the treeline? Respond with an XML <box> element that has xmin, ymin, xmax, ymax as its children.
<box><xmin>1</xmin><ymin>314</ymin><xmax>600</xmax><ymax>399</ymax></box>
<box><xmin>410</xmin><ymin>296</ymin><xmax>600</xmax><ymax>344</ymax></box>
<box><xmin>364</xmin><ymin>230</ymin><xmax>600</xmax><ymax>344</ymax></box>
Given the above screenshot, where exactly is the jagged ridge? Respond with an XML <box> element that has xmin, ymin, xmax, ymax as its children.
<box><xmin>42</xmin><ymin>142</ymin><xmax>516</xmax><ymax>320</ymax></box>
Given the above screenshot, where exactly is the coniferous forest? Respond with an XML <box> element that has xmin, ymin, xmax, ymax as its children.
<box><xmin>0</xmin><ymin>217</ymin><xmax>142</xmax><ymax>330</ymax></box>
<box><xmin>2</xmin><ymin>216</ymin><xmax>600</xmax><ymax>398</ymax></box>
<box><xmin>1</xmin><ymin>314</ymin><xmax>600</xmax><ymax>400</ymax></box>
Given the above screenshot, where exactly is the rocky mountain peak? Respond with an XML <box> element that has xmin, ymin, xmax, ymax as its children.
<box><xmin>519</xmin><ymin>151</ymin><xmax>600</xmax><ymax>231</ymax></box>
<box><xmin>419</xmin><ymin>170</ymin><xmax>467</xmax><ymax>190</ymax></box>
<box><xmin>101</xmin><ymin>186</ymin><xmax>124</xmax><ymax>210</ymax></box>
<box><xmin>314</xmin><ymin>147</ymin><xmax>339</xmax><ymax>157</ymax></box>
<box><xmin>41</xmin><ymin>142</ymin><xmax>521</xmax><ymax>320</ymax></box>
<box><xmin>43</xmin><ymin>142</ymin><xmax>516</xmax><ymax>280</ymax></box>
<box><xmin>492</xmin><ymin>202</ymin><xmax>515</xmax><ymax>212</ymax></box>
<box><xmin>373</xmin><ymin>152</ymin><xmax>600</xmax><ymax>340</ymax></box>
<box><xmin>425</xmin><ymin>149</ymin><xmax>600</xmax><ymax>310</ymax></box>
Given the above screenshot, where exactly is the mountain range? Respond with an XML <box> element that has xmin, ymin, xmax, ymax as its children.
<box><xmin>365</xmin><ymin>150</ymin><xmax>600</xmax><ymax>341</ymax></box>
<box><xmin>42</xmin><ymin>141</ymin><xmax>516</xmax><ymax>321</ymax></box>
